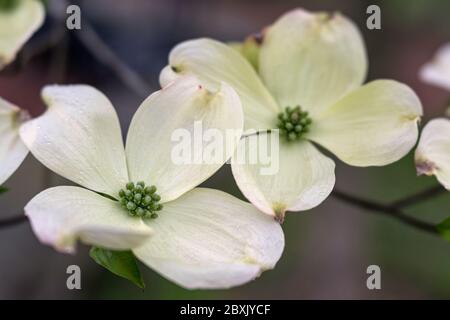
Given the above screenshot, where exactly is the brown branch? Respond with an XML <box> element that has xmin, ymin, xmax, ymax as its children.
<box><xmin>0</xmin><ymin>213</ymin><xmax>27</xmax><ymax>228</ymax></box>
<box><xmin>74</xmin><ymin>19</ymin><xmax>151</xmax><ymax>99</ymax></box>
<box><xmin>389</xmin><ymin>185</ymin><xmax>446</xmax><ymax>209</ymax></box>
<box><xmin>332</xmin><ymin>189</ymin><xmax>438</xmax><ymax>235</ymax></box>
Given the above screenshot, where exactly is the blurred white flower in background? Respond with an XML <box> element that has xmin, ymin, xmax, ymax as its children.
<box><xmin>420</xmin><ymin>43</ymin><xmax>450</xmax><ymax>91</ymax></box>
<box><xmin>0</xmin><ymin>0</ymin><xmax>45</xmax><ymax>70</ymax></box>
<box><xmin>416</xmin><ymin>43</ymin><xmax>450</xmax><ymax>189</ymax></box>
<box><xmin>0</xmin><ymin>97</ymin><xmax>29</xmax><ymax>185</ymax></box>
<box><xmin>415</xmin><ymin>118</ymin><xmax>450</xmax><ymax>190</ymax></box>
<box><xmin>20</xmin><ymin>76</ymin><xmax>284</xmax><ymax>289</ymax></box>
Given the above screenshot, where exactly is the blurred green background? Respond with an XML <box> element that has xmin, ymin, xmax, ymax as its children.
<box><xmin>0</xmin><ymin>0</ymin><xmax>450</xmax><ymax>299</ymax></box>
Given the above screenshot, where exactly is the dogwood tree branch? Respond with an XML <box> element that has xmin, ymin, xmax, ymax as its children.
<box><xmin>332</xmin><ymin>188</ymin><xmax>439</xmax><ymax>235</ymax></box>
<box><xmin>0</xmin><ymin>213</ymin><xmax>27</xmax><ymax>228</ymax></box>
<box><xmin>11</xmin><ymin>0</ymin><xmax>151</xmax><ymax>98</ymax></box>
<box><xmin>74</xmin><ymin>18</ymin><xmax>151</xmax><ymax>99</ymax></box>
<box><xmin>389</xmin><ymin>185</ymin><xmax>446</xmax><ymax>208</ymax></box>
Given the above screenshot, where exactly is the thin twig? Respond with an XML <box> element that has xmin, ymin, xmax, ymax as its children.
<box><xmin>0</xmin><ymin>213</ymin><xmax>27</xmax><ymax>228</ymax></box>
<box><xmin>389</xmin><ymin>185</ymin><xmax>446</xmax><ymax>209</ymax></box>
<box><xmin>241</xmin><ymin>129</ymin><xmax>272</xmax><ymax>139</ymax></box>
<box><xmin>332</xmin><ymin>189</ymin><xmax>438</xmax><ymax>235</ymax></box>
<box><xmin>74</xmin><ymin>19</ymin><xmax>151</xmax><ymax>99</ymax></box>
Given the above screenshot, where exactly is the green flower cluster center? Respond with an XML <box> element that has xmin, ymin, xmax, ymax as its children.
<box><xmin>276</xmin><ymin>106</ymin><xmax>312</xmax><ymax>141</ymax></box>
<box><xmin>0</xmin><ymin>0</ymin><xmax>19</xmax><ymax>11</ymax></box>
<box><xmin>118</xmin><ymin>182</ymin><xmax>163</xmax><ymax>219</ymax></box>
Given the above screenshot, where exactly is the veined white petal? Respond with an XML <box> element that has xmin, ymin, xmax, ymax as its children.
<box><xmin>419</xmin><ymin>43</ymin><xmax>450</xmax><ymax>91</ymax></box>
<box><xmin>0</xmin><ymin>0</ymin><xmax>45</xmax><ymax>69</ymax></box>
<box><xmin>415</xmin><ymin>118</ymin><xmax>450</xmax><ymax>189</ymax></box>
<box><xmin>308</xmin><ymin>80</ymin><xmax>422</xmax><ymax>166</ymax></box>
<box><xmin>20</xmin><ymin>85</ymin><xmax>129</xmax><ymax>196</ymax></box>
<box><xmin>133</xmin><ymin>188</ymin><xmax>284</xmax><ymax>289</ymax></box>
<box><xmin>0</xmin><ymin>97</ymin><xmax>28</xmax><ymax>185</ymax></box>
<box><xmin>163</xmin><ymin>38</ymin><xmax>280</xmax><ymax>131</ymax></box>
<box><xmin>25</xmin><ymin>186</ymin><xmax>153</xmax><ymax>253</ymax></box>
<box><xmin>231</xmin><ymin>135</ymin><xmax>335</xmax><ymax>220</ymax></box>
<box><xmin>259</xmin><ymin>8</ymin><xmax>367</xmax><ymax>116</ymax></box>
<box><xmin>126</xmin><ymin>76</ymin><xmax>243</xmax><ymax>203</ymax></box>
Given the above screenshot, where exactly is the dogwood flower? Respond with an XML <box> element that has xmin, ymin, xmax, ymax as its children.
<box><xmin>0</xmin><ymin>0</ymin><xmax>44</xmax><ymax>70</ymax></box>
<box><xmin>420</xmin><ymin>43</ymin><xmax>450</xmax><ymax>91</ymax></box>
<box><xmin>415</xmin><ymin>118</ymin><xmax>450</xmax><ymax>190</ymax></box>
<box><xmin>0</xmin><ymin>97</ymin><xmax>29</xmax><ymax>185</ymax></box>
<box><xmin>19</xmin><ymin>76</ymin><xmax>284</xmax><ymax>289</ymax></box>
<box><xmin>159</xmin><ymin>8</ymin><xmax>423</xmax><ymax>221</ymax></box>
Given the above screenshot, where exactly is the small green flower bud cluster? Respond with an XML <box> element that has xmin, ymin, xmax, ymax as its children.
<box><xmin>118</xmin><ymin>182</ymin><xmax>163</xmax><ymax>219</ymax></box>
<box><xmin>277</xmin><ymin>106</ymin><xmax>312</xmax><ymax>141</ymax></box>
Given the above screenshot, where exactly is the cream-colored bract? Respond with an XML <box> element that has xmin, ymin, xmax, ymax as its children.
<box><xmin>415</xmin><ymin>118</ymin><xmax>450</xmax><ymax>190</ymax></box>
<box><xmin>0</xmin><ymin>0</ymin><xmax>45</xmax><ymax>70</ymax></box>
<box><xmin>133</xmin><ymin>188</ymin><xmax>284</xmax><ymax>289</ymax></box>
<box><xmin>160</xmin><ymin>8</ymin><xmax>423</xmax><ymax>219</ymax></box>
<box><xmin>0</xmin><ymin>97</ymin><xmax>28</xmax><ymax>185</ymax></box>
<box><xmin>231</xmin><ymin>136</ymin><xmax>335</xmax><ymax>219</ymax></box>
<box><xmin>20</xmin><ymin>76</ymin><xmax>285</xmax><ymax>289</ymax></box>
<box><xmin>420</xmin><ymin>43</ymin><xmax>450</xmax><ymax>91</ymax></box>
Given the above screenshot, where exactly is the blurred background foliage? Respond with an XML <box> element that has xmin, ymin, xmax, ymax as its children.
<box><xmin>0</xmin><ymin>0</ymin><xmax>450</xmax><ymax>299</ymax></box>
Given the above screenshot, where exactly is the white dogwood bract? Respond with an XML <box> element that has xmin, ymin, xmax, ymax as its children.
<box><xmin>415</xmin><ymin>118</ymin><xmax>450</xmax><ymax>190</ymax></box>
<box><xmin>20</xmin><ymin>76</ymin><xmax>284</xmax><ymax>289</ymax></box>
<box><xmin>160</xmin><ymin>8</ymin><xmax>423</xmax><ymax>220</ymax></box>
<box><xmin>0</xmin><ymin>97</ymin><xmax>29</xmax><ymax>185</ymax></box>
<box><xmin>0</xmin><ymin>0</ymin><xmax>44</xmax><ymax>70</ymax></box>
<box><xmin>420</xmin><ymin>43</ymin><xmax>450</xmax><ymax>91</ymax></box>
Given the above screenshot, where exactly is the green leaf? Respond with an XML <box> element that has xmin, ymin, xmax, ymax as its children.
<box><xmin>0</xmin><ymin>186</ymin><xmax>8</xmax><ymax>195</ymax></box>
<box><xmin>437</xmin><ymin>217</ymin><xmax>450</xmax><ymax>242</ymax></box>
<box><xmin>89</xmin><ymin>247</ymin><xmax>145</xmax><ymax>289</ymax></box>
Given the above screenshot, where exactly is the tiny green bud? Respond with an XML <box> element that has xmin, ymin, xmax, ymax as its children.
<box><xmin>134</xmin><ymin>193</ymin><xmax>142</xmax><ymax>203</ymax></box>
<box><xmin>126</xmin><ymin>182</ymin><xmax>135</xmax><ymax>190</ymax></box>
<box><xmin>143</xmin><ymin>195</ymin><xmax>152</xmax><ymax>205</ymax></box>
<box><xmin>126</xmin><ymin>202</ymin><xmax>137</xmax><ymax>211</ymax></box>
<box><xmin>124</xmin><ymin>190</ymin><xmax>133</xmax><ymax>199</ymax></box>
<box><xmin>146</xmin><ymin>185</ymin><xmax>157</xmax><ymax>194</ymax></box>
<box><xmin>151</xmin><ymin>194</ymin><xmax>161</xmax><ymax>201</ymax></box>
<box><xmin>137</xmin><ymin>181</ymin><xmax>145</xmax><ymax>187</ymax></box>
<box><xmin>143</xmin><ymin>210</ymin><xmax>152</xmax><ymax>218</ymax></box>
<box><xmin>135</xmin><ymin>207</ymin><xmax>145</xmax><ymax>216</ymax></box>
